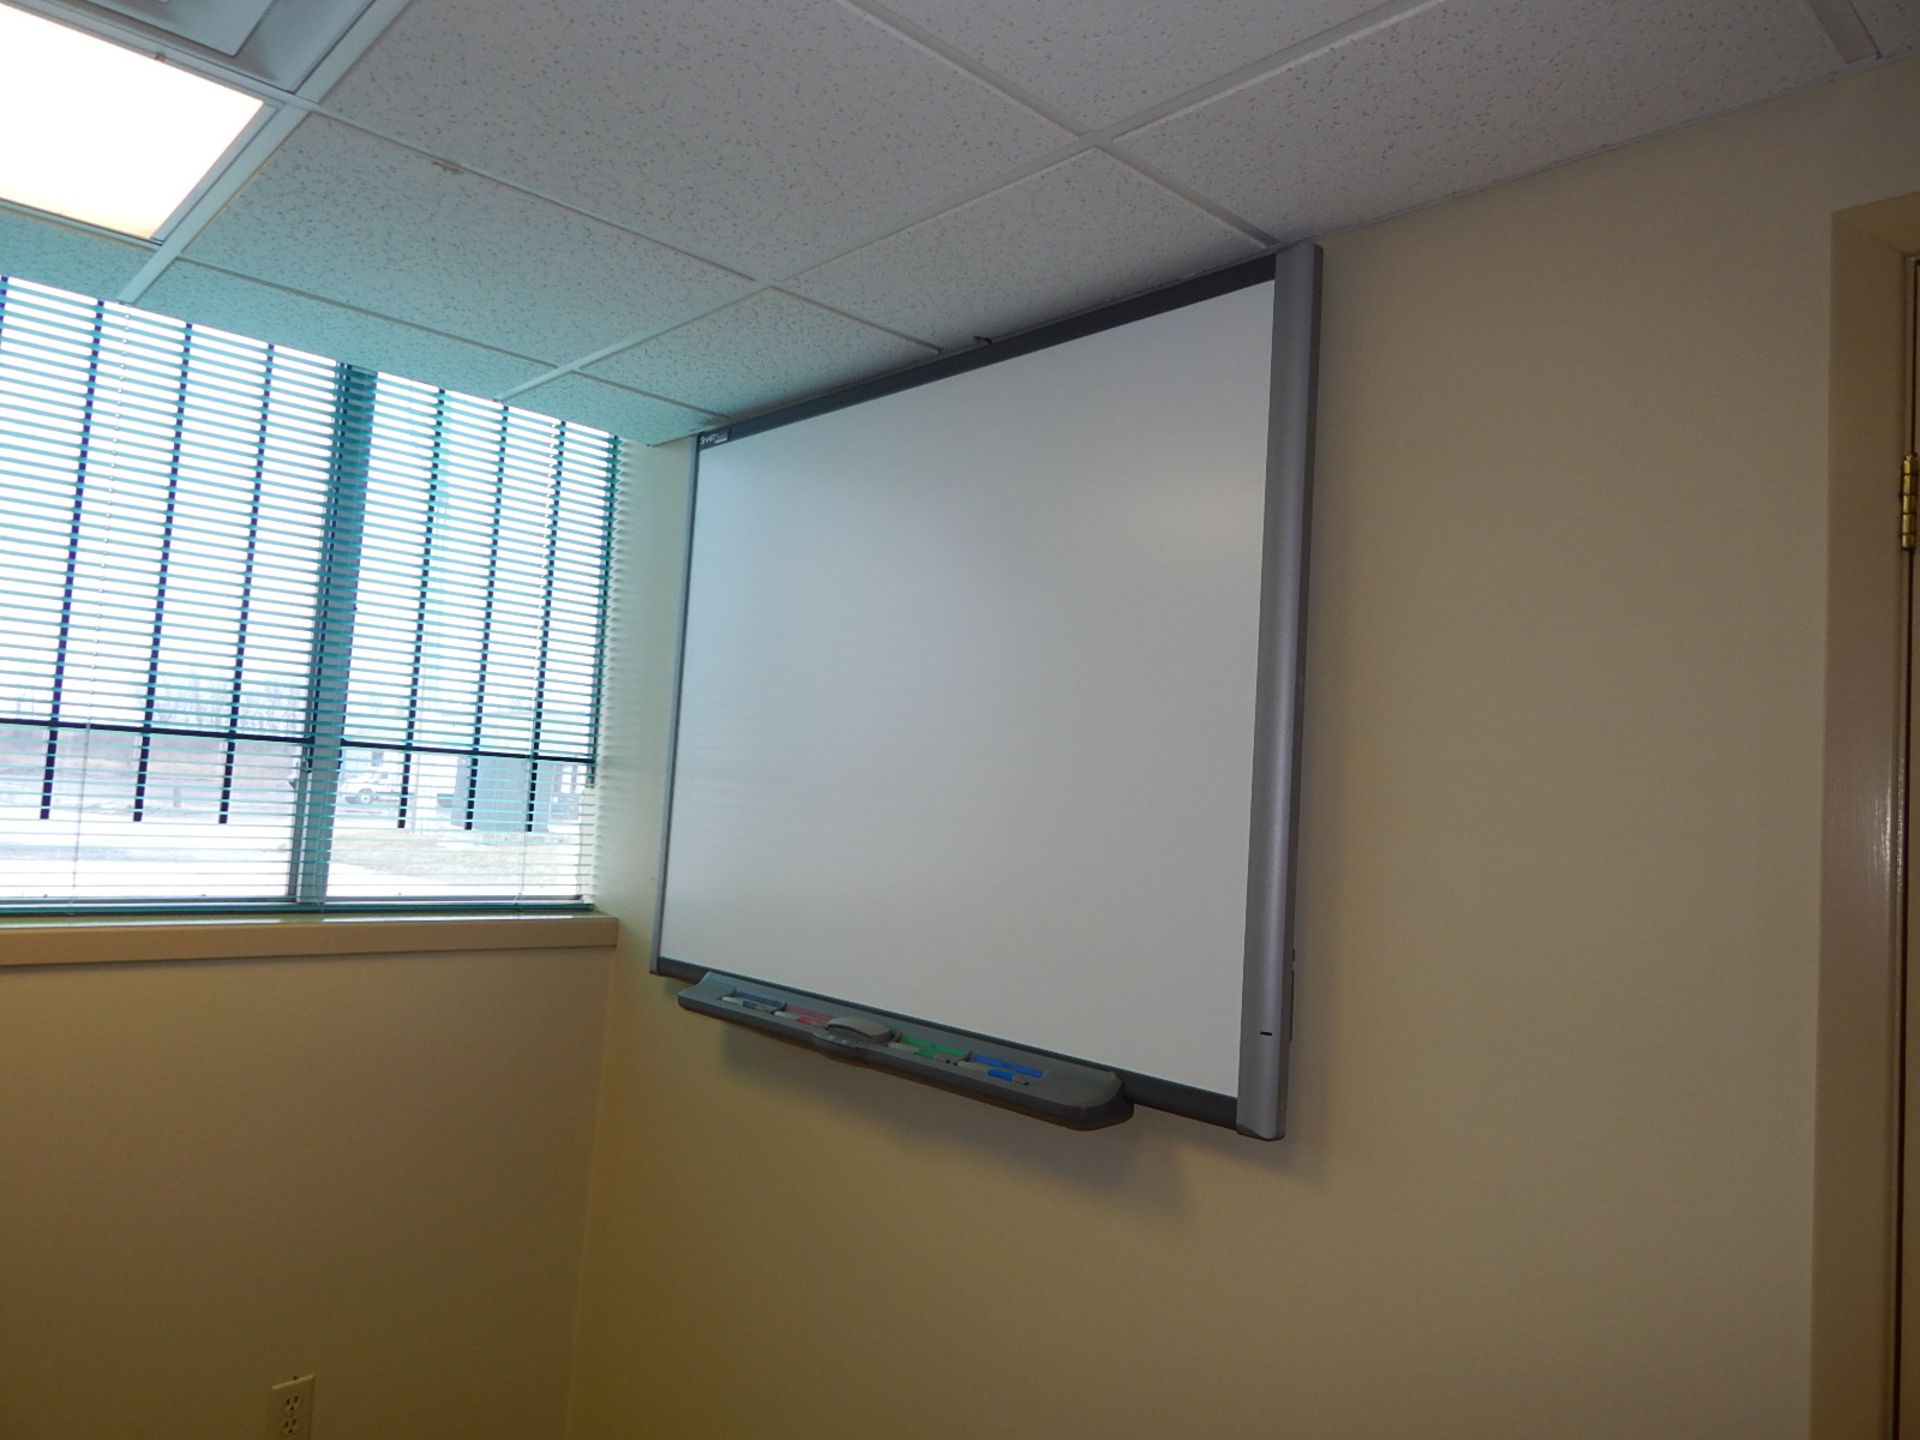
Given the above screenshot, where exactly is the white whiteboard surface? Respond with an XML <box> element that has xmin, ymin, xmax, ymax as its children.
<box><xmin>661</xmin><ymin>281</ymin><xmax>1275</xmax><ymax>1097</ymax></box>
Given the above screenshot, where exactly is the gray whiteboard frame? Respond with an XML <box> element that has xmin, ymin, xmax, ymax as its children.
<box><xmin>650</xmin><ymin>241</ymin><xmax>1322</xmax><ymax>1138</ymax></box>
<box><xmin>1236</xmin><ymin>240</ymin><xmax>1320</xmax><ymax>1139</ymax></box>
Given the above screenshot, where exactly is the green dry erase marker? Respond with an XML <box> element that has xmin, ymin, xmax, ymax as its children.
<box><xmin>898</xmin><ymin>1033</ymin><xmax>966</xmax><ymax>1059</ymax></box>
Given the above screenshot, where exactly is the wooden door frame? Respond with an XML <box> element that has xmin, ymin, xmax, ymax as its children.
<box><xmin>1814</xmin><ymin>195</ymin><xmax>1920</xmax><ymax>1439</ymax></box>
<box><xmin>1901</xmin><ymin>237</ymin><xmax>1920</xmax><ymax>1440</ymax></box>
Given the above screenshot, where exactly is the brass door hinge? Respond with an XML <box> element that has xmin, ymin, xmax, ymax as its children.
<box><xmin>1904</xmin><ymin>454</ymin><xmax>1917</xmax><ymax>551</ymax></box>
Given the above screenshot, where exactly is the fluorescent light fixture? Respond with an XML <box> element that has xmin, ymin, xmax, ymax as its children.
<box><xmin>0</xmin><ymin>3</ymin><xmax>263</xmax><ymax>239</ymax></box>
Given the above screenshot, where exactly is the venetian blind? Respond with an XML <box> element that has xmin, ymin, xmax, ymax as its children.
<box><xmin>0</xmin><ymin>275</ymin><xmax>617</xmax><ymax>910</ymax></box>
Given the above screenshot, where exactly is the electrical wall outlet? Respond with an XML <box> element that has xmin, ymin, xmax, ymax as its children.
<box><xmin>269</xmin><ymin>1375</ymin><xmax>314</xmax><ymax>1440</ymax></box>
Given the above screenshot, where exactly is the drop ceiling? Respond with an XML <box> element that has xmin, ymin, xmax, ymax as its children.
<box><xmin>1</xmin><ymin>0</ymin><xmax>1914</xmax><ymax>443</ymax></box>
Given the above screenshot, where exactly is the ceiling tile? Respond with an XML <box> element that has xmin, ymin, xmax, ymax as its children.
<box><xmin>187</xmin><ymin>117</ymin><xmax>749</xmax><ymax>363</ymax></box>
<box><xmin>1853</xmin><ymin>0</ymin><xmax>1920</xmax><ymax>56</ymax></box>
<box><xmin>321</xmin><ymin>0</ymin><xmax>1072</xmax><ymax>280</ymax></box>
<box><xmin>511</xmin><ymin>374</ymin><xmax>720</xmax><ymax>445</ymax></box>
<box><xmin>0</xmin><ymin>205</ymin><xmax>150</xmax><ymax>301</ymax></box>
<box><xmin>787</xmin><ymin>150</ymin><xmax>1260</xmax><ymax>349</ymax></box>
<box><xmin>141</xmin><ymin>262</ymin><xmax>550</xmax><ymax>399</ymax></box>
<box><xmin>881</xmin><ymin>0</ymin><xmax>1386</xmax><ymax>128</ymax></box>
<box><xmin>1122</xmin><ymin>0</ymin><xmax>1838</xmax><ymax>238</ymax></box>
<box><xmin>588</xmin><ymin>290</ymin><xmax>935</xmax><ymax>418</ymax></box>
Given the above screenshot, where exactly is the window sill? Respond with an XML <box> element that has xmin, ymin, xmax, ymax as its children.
<box><xmin>0</xmin><ymin>911</ymin><xmax>619</xmax><ymax>968</ymax></box>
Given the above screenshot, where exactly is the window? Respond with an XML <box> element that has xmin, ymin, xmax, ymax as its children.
<box><xmin>0</xmin><ymin>275</ymin><xmax>617</xmax><ymax>913</ymax></box>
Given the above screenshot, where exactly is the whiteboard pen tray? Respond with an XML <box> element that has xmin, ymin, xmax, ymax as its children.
<box><xmin>676</xmin><ymin>971</ymin><xmax>1132</xmax><ymax>1130</ymax></box>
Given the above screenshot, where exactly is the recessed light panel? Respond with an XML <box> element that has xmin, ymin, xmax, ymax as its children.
<box><xmin>0</xmin><ymin>4</ymin><xmax>263</xmax><ymax>239</ymax></box>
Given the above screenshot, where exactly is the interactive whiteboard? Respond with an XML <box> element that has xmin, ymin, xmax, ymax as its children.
<box><xmin>657</xmin><ymin>247</ymin><xmax>1318</xmax><ymax>1135</ymax></box>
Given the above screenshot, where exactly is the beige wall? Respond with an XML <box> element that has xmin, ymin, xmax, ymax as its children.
<box><xmin>0</xmin><ymin>947</ymin><xmax>609</xmax><ymax>1440</ymax></box>
<box><xmin>570</xmin><ymin>58</ymin><xmax>1920</xmax><ymax>1440</ymax></box>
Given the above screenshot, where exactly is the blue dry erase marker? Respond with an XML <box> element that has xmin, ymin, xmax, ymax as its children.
<box><xmin>970</xmin><ymin>1053</ymin><xmax>1045</xmax><ymax>1078</ymax></box>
